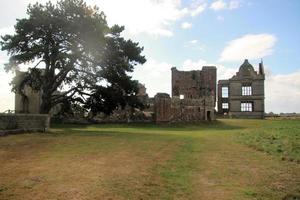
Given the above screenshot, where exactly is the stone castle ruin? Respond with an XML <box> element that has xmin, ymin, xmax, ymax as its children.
<box><xmin>14</xmin><ymin>70</ymin><xmax>61</xmax><ymax>115</ymax></box>
<box><xmin>153</xmin><ymin>66</ymin><xmax>217</xmax><ymax>122</ymax></box>
<box><xmin>14</xmin><ymin>59</ymin><xmax>265</xmax><ymax>122</ymax></box>
<box><xmin>218</xmin><ymin>59</ymin><xmax>265</xmax><ymax>119</ymax></box>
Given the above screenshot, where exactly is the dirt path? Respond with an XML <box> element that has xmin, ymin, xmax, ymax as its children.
<box><xmin>192</xmin><ymin>132</ymin><xmax>300</xmax><ymax>200</ymax></box>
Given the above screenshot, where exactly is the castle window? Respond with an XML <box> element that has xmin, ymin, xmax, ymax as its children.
<box><xmin>241</xmin><ymin>102</ymin><xmax>253</xmax><ymax>112</ymax></box>
<box><xmin>222</xmin><ymin>87</ymin><xmax>228</xmax><ymax>98</ymax></box>
<box><xmin>222</xmin><ymin>103</ymin><xmax>229</xmax><ymax>109</ymax></box>
<box><xmin>242</xmin><ymin>85</ymin><xmax>252</xmax><ymax>96</ymax></box>
<box><xmin>180</xmin><ymin>94</ymin><xmax>184</xmax><ymax>99</ymax></box>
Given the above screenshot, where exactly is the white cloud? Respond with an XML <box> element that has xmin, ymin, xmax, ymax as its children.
<box><xmin>217</xmin><ymin>65</ymin><xmax>236</xmax><ymax>80</ymax></box>
<box><xmin>93</xmin><ymin>0</ymin><xmax>189</xmax><ymax>37</ymax></box>
<box><xmin>210</xmin><ymin>0</ymin><xmax>227</xmax><ymax>10</ymax></box>
<box><xmin>190</xmin><ymin>3</ymin><xmax>206</xmax><ymax>17</ymax></box>
<box><xmin>265</xmin><ymin>70</ymin><xmax>300</xmax><ymax>113</ymax></box>
<box><xmin>220</xmin><ymin>34</ymin><xmax>277</xmax><ymax>62</ymax></box>
<box><xmin>0</xmin><ymin>71</ymin><xmax>14</xmax><ymax>112</ymax></box>
<box><xmin>0</xmin><ymin>26</ymin><xmax>14</xmax><ymax>36</ymax></box>
<box><xmin>131</xmin><ymin>59</ymin><xmax>173</xmax><ymax>97</ymax></box>
<box><xmin>184</xmin><ymin>40</ymin><xmax>206</xmax><ymax>51</ymax></box>
<box><xmin>189</xmin><ymin>40</ymin><xmax>198</xmax><ymax>44</ymax></box>
<box><xmin>25</xmin><ymin>0</ymin><xmax>205</xmax><ymax>37</ymax></box>
<box><xmin>210</xmin><ymin>0</ymin><xmax>241</xmax><ymax>11</ymax></box>
<box><xmin>0</xmin><ymin>27</ymin><xmax>19</xmax><ymax>112</ymax></box>
<box><xmin>181</xmin><ymin>22</ymin><xmax>192</xmax><ymax>29</ymax></box>
<box><xmin>0</xmin><ymin>26</ymin><xmax>14</xmax><ymax>68</ymax></box>
<box><xmin>28</xmin><ymin>0</ymin><xmax>188</xmax><ymax>37</ymax></box>
<box><xmin>0</xmin><ymin>52</ymin><xmax>8</xmax><ymax>66</ymax></box>
<box><xmin>181</xmin><ymin>59</ymin><xmax>236</xmax><ymax>79</ymax></box>
<box><xmin>181</xmin><ymin>59</ymin><xmax>209</xmax><ymax>71</ymax></box>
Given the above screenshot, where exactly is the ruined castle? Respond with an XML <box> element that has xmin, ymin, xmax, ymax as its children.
<box><xmin>14</xmin><ymin>59</ymin><xmax>265</xmax><ymax>121</ymax></box>
<box><xmin>218</xmin><ymin>59</ymin><xmax>265</xmax><ymax>119</ymax></box>
<box><xmin>153</xmin><ymin>66</ymin><xmax>216</xmax><ymax>122</ymax></box>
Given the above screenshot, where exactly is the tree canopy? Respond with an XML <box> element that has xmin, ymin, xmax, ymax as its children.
<box><xmin>0</xmin><ymin>0</ymin><xmax>146</xmax><ymax>114</ymax></box>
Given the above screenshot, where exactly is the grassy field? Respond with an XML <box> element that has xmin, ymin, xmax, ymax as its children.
<box><xmin>0</xmin><ymin>119</ymin><xmax>299</xmax><ymax>200</ymax></box>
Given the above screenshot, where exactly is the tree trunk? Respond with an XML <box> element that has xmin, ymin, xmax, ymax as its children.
<box><xmin>40</xmin><ymin>90</ymin><xmax>52</xmax><ymax>114</ymax></box>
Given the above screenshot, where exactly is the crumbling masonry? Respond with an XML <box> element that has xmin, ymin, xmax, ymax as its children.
<box><xmin>154</xmin><ymin>66</ymin><xmax>217</xmax><ymax>122</ymax></box>
<box><xmin>14</xmin><ymin>59</ymin><xmax>265</xmax><ymax>122</ymax></box>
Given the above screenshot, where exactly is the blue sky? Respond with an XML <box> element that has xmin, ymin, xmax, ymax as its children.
<box><xmin>0</xmin><ymin>0</ymin><xmax>300</xmax><ymax>113</ymax></box>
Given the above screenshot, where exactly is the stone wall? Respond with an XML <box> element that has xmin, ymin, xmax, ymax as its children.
<box><xmin>171</xmin><ymin>66</ymin><xmax>216</xmax><ymax>102</ymax></box>
<box><xmin>217</xmin><ymin>59</ymin><xmax>265</xmax><ymax>119</ymax></box>
<box><xmin>15</xmin><ymin>85</ymin><xmax>42</xmax><ymax>114</ymax></box>
<box><xmin>154</xmin><ymin>93</ymin><xmax>215</xmax><ymax>122</ymax></box>
<box><xmin>0</xmin><ymin>114</ymin><xmax>50</xmax><ymax>135</ymax></box>
<box><xmin>154</xmin><ymin>93</ymin><xmax>172</xmax><ymax>122</ymax></box>
<box><xmin>229</xmin><ymin>111</ymin><xmax>264</xmax><ymax>119</ymax></box>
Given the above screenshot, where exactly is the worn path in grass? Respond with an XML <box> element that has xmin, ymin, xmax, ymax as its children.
<box><xmin>0</xmin><ymin>120</ymin><xmax>299</xmax><ymax>200</ymax></box>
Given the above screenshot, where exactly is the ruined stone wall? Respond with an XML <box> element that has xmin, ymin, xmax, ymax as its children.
<box><xmin>154</xmin><ymin>93</ymin><xmax>172</xmax><ymax>122</ymax></box>
<box><xmin>154</xmin><ymin>93</ymin><xmax>215</xmax><ymax>122</ymax></box>
<box><xmin>171</xmin><ymin>66</ymin><xmax>216</xmax><ymax>102</ymax></box>
<box><xmin>15</xmin><ymin>85</ymin><xmax>42</xmax><ymax>114</ymax></box>
<box><xmin>201</xmin><ymin>67</ymin><xmax>217</xmax><ymax>103</ymax></box>
<box><xmin>170</xmin><ymin>97</ymin><xmax>215</xmax><ymax>122</ymax></box>
<box><xmin>0</xmin><ymin>114</ymin><xmax>50</xmax><ymax>135</ymax></box>
<box><xmin>217</xmin><ymin>60</ymin><xmax>265</xmax><ymax>119</ymax></box>
<box><xmin>137</xmin><ymin>83</ymin><xmax>147</xmax><ymax>96</ymax></box>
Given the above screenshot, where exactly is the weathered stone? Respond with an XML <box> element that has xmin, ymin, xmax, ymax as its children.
<box><xmin>0</xmin><ymin>114</ymin><xmax>50</xmax><ymax>135</ymax></box>
<box><xmin>14</xmin><ymin>70</ymin><xmax>62</xmax><ymax>115</ymax></box>
<box><xmin>154</xmin><ymin>95</ymin><xmax>215</xmax><ymax>122</ymax></box>
<box><xmin>154</xmin><ymin>93</ymin><xmax>172</xmax><ymax>122</ymax></box>
<box><xmin>171</xmin><ymin>66</ymin><xmax>217</xmax><ymax>104</ymax></box>
<box><xmin>153</xmin><ymin>65</ymin><xmax>217</xmax><ymax>123</ymax></box>
<box><xmin>218</xmin><ymin>59</ymin><xmax>265</xmax><ymax>119</ymax></box>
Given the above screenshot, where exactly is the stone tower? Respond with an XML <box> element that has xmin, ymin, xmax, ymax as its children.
<box><xmin>171</xmin><ymin>66</ymin><xmax>217</xmax><ymax>104</ymax></box>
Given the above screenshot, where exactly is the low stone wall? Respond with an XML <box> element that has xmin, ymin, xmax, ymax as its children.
<box><xmin>229</xmin><ymin>112</ymin><xmax>264</xmax><ymax>119</ymax></box>
<box><xmin>0</xmin><ymin>114</ymin><xmax>50</xmax><ymax>135</ymax></box>
<box><xmin>154</xmin><ymin>93</ymin><xmax>216</xmax><ymax>122</ymax></box>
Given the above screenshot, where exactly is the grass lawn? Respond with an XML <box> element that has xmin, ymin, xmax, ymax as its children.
<box><xmin>0</xmin><ymin>119</ymin><xmax>299</xmax><ymax>200</ymax></box>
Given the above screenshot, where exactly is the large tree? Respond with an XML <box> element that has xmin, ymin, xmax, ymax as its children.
<box><xmin>1</xmin><ymin>0</ymin><xmax>146</xmax><ymax>114</ymax></box>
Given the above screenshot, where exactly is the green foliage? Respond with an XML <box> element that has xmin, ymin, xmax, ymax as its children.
<box><xmin>0</xmin><ymin>0</ymin><xmax>146</xmax><ymax>114</ymax></box>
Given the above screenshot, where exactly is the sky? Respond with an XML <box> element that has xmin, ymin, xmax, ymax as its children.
<box><xmin>0</xmin><ymin>0</ymin><xmax>300</xmax><ymax>113</ymax></box>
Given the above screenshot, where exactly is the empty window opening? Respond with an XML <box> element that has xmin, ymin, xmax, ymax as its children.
<box><xmin>207</xmin><ymin>111</ymin><xmax>211</xmax><ymax>121</ymax></box>
<box><xmin>242</xmin><ymin>85</ymin><xmax>252</xmax><ymax>96</ymax></box>
<box><xmin>179</xmin><ymin>94</ymin><xmax>184</xmax><ymax>99</ymax></box>
<box><xmin>222</xmin><ymin>87</ymin><xmax>229</xmax><ymax>98</ymax></box>
<box><xmin>241</xmin><ymin>102</ymin><xmax>253</xmax><ymax>112</ymax></box>
<box><xmin>222</xmin><ymin>103</ymin><xmax>229</xmax><ymax>109</ymax></box>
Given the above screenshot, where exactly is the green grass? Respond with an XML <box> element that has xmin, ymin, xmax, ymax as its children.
<box><xmin>0</xmin><ymin>119</ymin><xmax>299</xmax><ymax>200</ymax></box>
<box><xmin>238</xmin><ymin>119</ymin><xmax>300</xmax><ymax>162</ymax></box>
